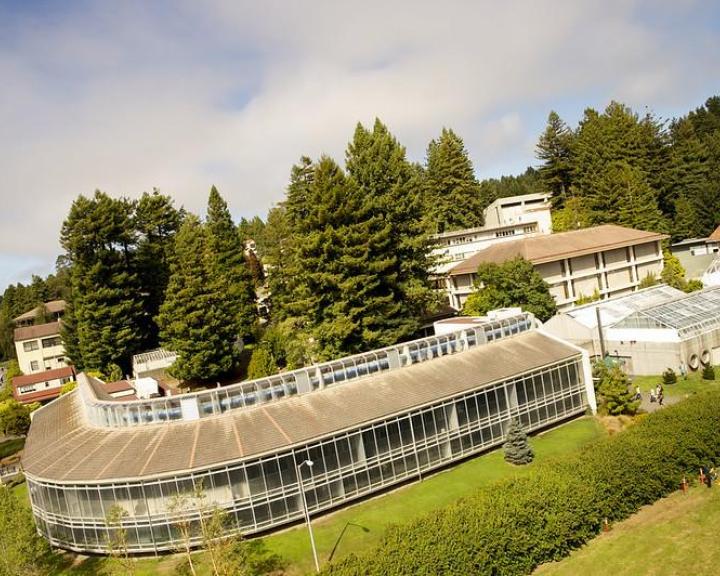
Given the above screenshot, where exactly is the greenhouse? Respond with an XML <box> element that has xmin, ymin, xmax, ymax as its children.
<box><xmin>22</xmin><ymin>312</ymin><xmax>594</xmax><ymax>554</ymax></box>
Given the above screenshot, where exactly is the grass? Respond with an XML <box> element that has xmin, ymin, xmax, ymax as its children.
<box><xmin>632</xmin><ymin>368</ymin><xmax>720</xmax><ymax>398</ymax></box>
<box><xmin>262</xmin><ymin>417</ymin><xmax>604</xmax><ymax>575</ymax></box>
<box><xmin>535</xmin><ymin>484</ymin><xmax>720</xmax><ymax>576</ymax></box>
<box><xmin>0</xmin><ymin>437</ymin><xmax>25</xmax><ymax>460</ymax></box>
<box><xmin>49</xmin><ymin>416</ymin><xmax>604</xmax><ymax>575</ymax></box>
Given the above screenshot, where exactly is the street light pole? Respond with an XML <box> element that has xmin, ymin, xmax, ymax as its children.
<box><xmin>297</xmin><ymin>459</ymin><xmax>320</xmax><ymax>573</ymax></box>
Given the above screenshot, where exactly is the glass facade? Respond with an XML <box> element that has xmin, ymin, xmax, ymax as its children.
<box><xmin>81</xmin><ymin>312</ymin><xmax>534</xmax><ymax>428</ymax></box>
<box><xmin>28</xmin><ymin>356</ymin><xmax>587</xmax><ymax>553</ymax></box>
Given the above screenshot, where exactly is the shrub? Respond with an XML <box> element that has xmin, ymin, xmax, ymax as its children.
<box><xmin>503</xmin><ymin>420</ymin><xmax>534</xmax><ymax>465</ymax></box>
<box><xmin>323</xmin><ymin>391</ymin><xmax>720</xmax><ymax>576</ymax></box>
<box><xmin>702</xmin><ymin>364</ymin><xmax>715</xmax><ymax>381</ymax></box>
<box><xmin>662</xmin><ymin>368</ymin><xmax>677</xmax><ymax>386</ymax></box>
<box><xmin>598</xmin><ymin>366</ymin><xmax>639</xmax><ymax>415</ymax></box>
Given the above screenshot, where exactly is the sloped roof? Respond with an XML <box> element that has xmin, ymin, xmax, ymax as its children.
<box><xmin>13</xmin><ymin>321</ymin><xmax>62</xmax><ymax>342</ymax></box>
<box><xmin>13</xmin><ymin>366</ymin><xmax>75</xmax><ymax>387</ymax></box>
<box><xmin>22</xmin><ymin>331</ymin><xmax>580</xmax><ymax>483</ymax></box>
<box><xmin>448</xmin><ymin>225</ymin><xmax>667</xmax><ymax>275</ymax></box>
<box><xmin>708</xmin><ymin>225</ymin><xmax>720</xmax><ymax>242</ymax></box>
<box><xmin>13</xmin><ymin>300</ymin><xmax>66</xmax><ymax>323</ymax></box>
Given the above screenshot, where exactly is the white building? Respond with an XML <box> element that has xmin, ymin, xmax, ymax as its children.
<box><xmin>430</xmin><ymin>193</ymin><xmax>552</xmax><ymax>275</ymax></box>
<box><xmin>13</xmin><ymin>300</ymin><xmax>67</xmax><ymax>375</ymax></box>
<box><xmin>444</xmin><ymin>225</ymin><xmax>667</xmax><ymax>312</ymax></box>
<box><xmin>12</xmin><ymin>365</ymin><xmax>75</xmax><ymax>404</ymax></box>
<box><xmin>14</xmin><ymin>322</ymin><xmax>67</xmax><ymax>375</ymax></box>
<box><xmin>543</xmin><ymin>285</ymin><xmax>720</xmax><ymax>375</ymax></box>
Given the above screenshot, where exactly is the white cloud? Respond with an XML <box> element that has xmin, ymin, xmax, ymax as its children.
<box><xmin>0</xmin><ymin>0</ymin><xmax>718</xmax><ymax>284</ymax></box>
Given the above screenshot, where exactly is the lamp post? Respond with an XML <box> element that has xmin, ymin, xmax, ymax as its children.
<box><xmin>297</xmin><ymin>459</ymin><xmax>320</xmax><ymax>573</ymax></box>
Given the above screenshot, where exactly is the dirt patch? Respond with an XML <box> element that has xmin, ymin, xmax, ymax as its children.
<box><xmin>597</xmin><ymin>415</ymin><xmax>636</xmax><ymax>435</ymax></box>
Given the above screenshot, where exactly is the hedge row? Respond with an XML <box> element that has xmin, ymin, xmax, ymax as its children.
<box><xmin>324</xmin><ymin>391</ymin><xmax>720</xmax><ymax>575</ymax></box>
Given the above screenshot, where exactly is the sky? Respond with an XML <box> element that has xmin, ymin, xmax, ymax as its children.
<box><xmin>1</xmin><ymin>0</ymin><xmax>719</xmax><ymax>289</ymax></box>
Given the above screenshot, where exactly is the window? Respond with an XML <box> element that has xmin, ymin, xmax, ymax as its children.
<box><xmin>23</xmin><ymin>340</ymin><xmax>39</xmax><ymax>352</ymax></box>
<box><xmin>42</xmin><ymin>336</ymin><xmax>62</xmax><ymax>348</ymax></box>
<box><xmin>30</xmin><ymin>360</ymin><xmax>39</xmax><ymax>371</ymax></box>
<box><xmin>18</xmin><ymin>385</ymin><xmax>35</xmax><ymax>394</ymax></box>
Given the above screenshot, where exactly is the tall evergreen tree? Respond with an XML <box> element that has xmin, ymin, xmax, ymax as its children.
<box><xmin>424</xmin><ymin>128</ymin><xmax>484</xmax><ymax>232</ymax></box>
<box><xmin>571</xmin><ymin>102</ymin><xmax>668</xmax><ymax>229</ymax></box>
<box><xmin>278</xmin><ymin>156</ymin><xmax>407</xmax><ymax>362</ymax></box>
<box><xmin>60</xmin><ymin>191</ymin><xmax>145</xmax><ymax>373</ymax></box>
<box><xmin>206</xmin><ymin>187</ymin><xmax>257</xmax><ymax>340</ymax></box>
<box><xmin>536</xmin><ymin>111</ymin><xmax>574</xmax><ymax>208</ymax></box>
<box><xmin>346</xmin><ymin>119</ymin><xmax>438</xmax><ymax>327</ymax></box>
<box><xmin>595</xmin><ymin>161</ymin><xmax>667</xmax><ymax>231</ymax></box>
<box><xmin>157</xmin><ymin>215</ymin><xmax>238</xmax><ymax>381</ymax></box>
<box><xmin>134</xmin><ymin>189</ymin><xmax>184</xmax><ymax>349</ymax></box>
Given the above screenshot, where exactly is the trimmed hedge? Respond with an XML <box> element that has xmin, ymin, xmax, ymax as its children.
<box><xmin>324</xmin><ymin>391</ymin><xmax>720</xmax><ymax>575</ymax></box>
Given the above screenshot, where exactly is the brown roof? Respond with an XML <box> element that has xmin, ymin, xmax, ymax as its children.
<box><xmin>14</xmin><ymin>387</ymin><xmax>63</xmax><ymax>405</ymax></box>
<box><xmin>13</xmin><ymin>321</ymin><xmax>62</xmax><ymax>342</ymax></box>
<box><xmin>103</xmin><ymin>380</ymin><xmax>135</xmax><ymax>394</ymax></box>
<box><xmin>13</xmin><ymin>300</ymin><xmax>66</xmax><ymax>323</ymax></box>
<box><xmin>13</xmin><ymin>366</ymin><xmax>75</xmax><ymax>388</ymax></box>
<box><xmin>709</xmin><ymin>225</ymin><xmax>720</xmax><ymax>242</ymax></box>
<box><xmin>448</xmin><ymin>225</ymin><xmax>667</xmax><ymax>275</ymax></box>
<box><xmin>22</xmin><ymin>331</ymin><xmax>580</xmax><ymax>483</ymax></box>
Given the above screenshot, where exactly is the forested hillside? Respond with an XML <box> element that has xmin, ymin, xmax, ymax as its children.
<box><xmin>2</xmin><ymin>96</ymin><xmax>720</xmax><ymax>379</ymax></box>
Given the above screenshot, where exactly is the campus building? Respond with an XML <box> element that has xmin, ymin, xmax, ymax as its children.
<box><xmin>23</xmin><ymin>310</ymin><xmax>595</xmax><ymax>554</ymax></box>
<box><xmin>430</xmin><ymin>193</ymin><xmax>551</xmax><ymax>275</ymax></box>
<box><xmin>544</xmin><ymin>285</ymin><xmax>720</xmax><ymax>375</ymax></box>
<box><xmin>11</xmin><ymin>366</ymin><xmax>75</xmax><ymax>404</ymax></box>
<box><xmin>444</xmin><ymin>225</ymin><xmax>667</xmax><ymax>311</ymax></box>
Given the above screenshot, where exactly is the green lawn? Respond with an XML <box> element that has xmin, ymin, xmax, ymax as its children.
<box><xmin>0</xmin><ymin>437</ymin><xmax>25</xmax><ymax>460</ymax></box>
<box><xmin>57</xmin><ymin>416</ymin><xmax>604</xmax><ymax>575</ymax></box>
<box><xmin>535</xmin><ymin>484</ymin><xmax>720</xmax><ymax>576</ymax></box>
<box><xmin>631</xmin><ymin>369</ymin><xmax>720</xmax><ymax>398</ymax></box>
<box><xmin>263</xmin><ymin>417</ymin><xmax>604</xmax><ymax>575</ymax></box>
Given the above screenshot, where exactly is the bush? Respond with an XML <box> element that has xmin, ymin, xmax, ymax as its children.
<box><xmin>662</xmin><ymin>368</ymin><xmax>677</xmax><ymax>386</ymax></box>
<box><xmin>503</xmin><ymin>420</ymin><xmax>534</xmax><ymax>465</ymax></box>
<box><xmin>702</xmin><ymin>364</ymin><xmax>715</xmax><ymax>381</ymax></box>
<box><xmin>323</xmin><ymin>391</ymin><xmax>720</xmax><ymax>576</ymax></box>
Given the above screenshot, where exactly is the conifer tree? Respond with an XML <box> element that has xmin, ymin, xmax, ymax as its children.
<box><xmin>571</xmin><ymin>102</ymin><xmax>668</xmax><ymax>228</ymax></box>
<box><xmin>346</xmin><ymin>119</ymin><xmax>437</xmax><ymax>328</ymax></box>
<box><xmin>595</xmin><ymin>161</ymin><xmax>667</xmax><ymax>231</ymax></box>
<box><xmin>503</xmin><ymin>419</ymin><xmax>534</xmax><ymax>465</ymax></box>
<box><xmin>278</xmin><ymin>156</ymin><xmax>407</xmax><ymax>362</ymax></box>
<box><xmin>206</xmin><ymin>187</ymin><xmax>257</xmax><ymax>340</ymax></box>
<box><xmin>424</xmin><ymin>128</ymin><xmax>485</xmax><ymax>232</ymax></box>
<box><xmin>157</xmin><ymin>215</ymin><xmax>238</xmax><ymax>381</ymax></box>
<box><xmin>134</xmin><ymin>190</ymin><xmax>184</xmax><ymax>348</ymax></box>
<box><xmin>60</xmin><ymin>191</ymin><xmax>145</xmax><ymax>373</ymax></box>
<box><xmin>536</xmin><ymin>111</ymin><xmax>574</xmax><ymax>208</ymax></box>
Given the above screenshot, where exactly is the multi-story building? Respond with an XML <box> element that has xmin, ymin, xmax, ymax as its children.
<box><xmin>444</xmin><ymin>224</ymin><xmax>667</xmax><ymax>311</ymax></box>
<box><xmin>430</xmin><ymin>193</ymin><xmax>551</xmax><ymax>275</ymax></box>
<box><xmin>22</xmin><ymin>310</ymin><xmax>595</xmax><ymax>554</ymax></box>
<box><xmin>14</xmin><ymin>321</ymin><xmax>67</xmax><ymax>375</ymax></box>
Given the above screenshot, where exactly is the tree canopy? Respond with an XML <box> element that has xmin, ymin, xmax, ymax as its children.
<box><xmin>462</xmin><ymin>257</ymin><xmax>557</xmax><ymax>322</ymax></box>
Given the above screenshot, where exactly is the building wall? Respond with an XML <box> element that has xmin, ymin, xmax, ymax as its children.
<box><xmin>430</xmin><ymin>194</ymin><xmax>552</xmax><ymax>275</ymax></box>
<box><xmin>28</xmin><ymin>356</ymin><xmax>589</xmax><ymax>553</ymax></box>
<box><xmin>444</xmin><ymin>240</ymin><xmax>664</xmax><ymax>312</ymax></box>
<box><xmin>14</xmin><ymin>376</ymin><xmax>69</xmax><ymax>401</ymax></box>
<box><xmin>15</xmin><ymin>334</ymin><xmax>66</xmax><ymax>374</ymax></box>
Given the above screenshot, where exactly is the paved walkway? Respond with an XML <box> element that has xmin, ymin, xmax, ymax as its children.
<box><xmin>637</xmin><ymin>393</ymin><xmax>681</xmax><ymax>413</ymax></box>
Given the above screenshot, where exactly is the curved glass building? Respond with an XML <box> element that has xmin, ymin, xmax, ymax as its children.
<box><xmin>22</xmin><ymin>311</ymin><xmax>595</xmax><ymax>553</ymax></box>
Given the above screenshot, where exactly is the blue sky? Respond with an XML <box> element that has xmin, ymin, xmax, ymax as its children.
<box><xmin>1</xmin><ymin>0</ymin><xmax>719</xmax><ymax>289</ymax></box>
